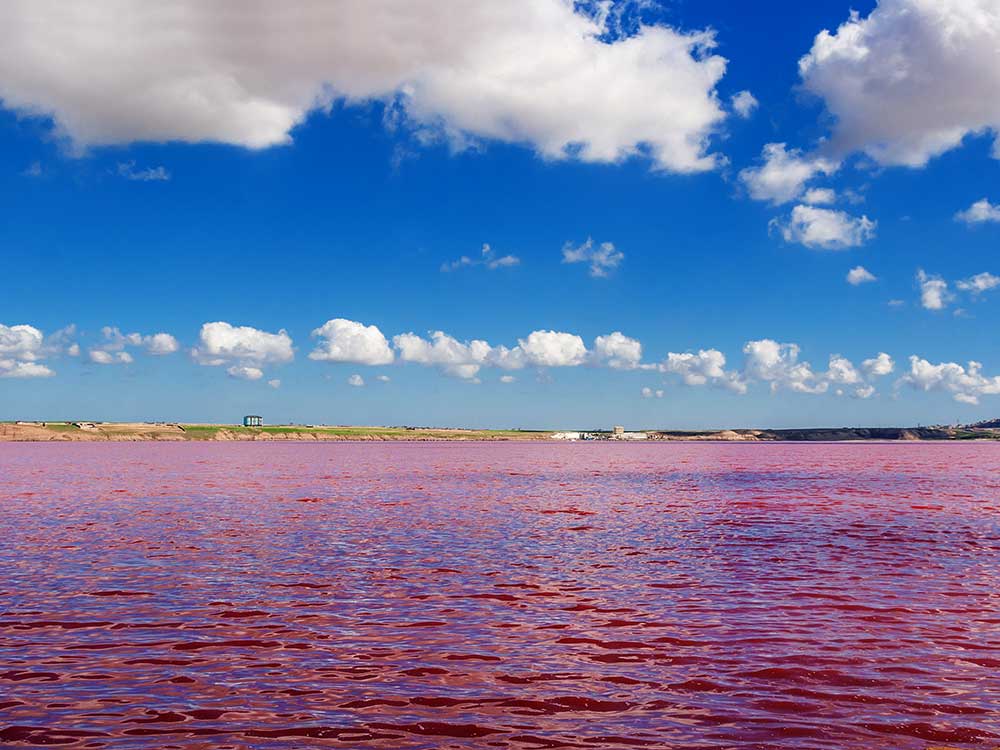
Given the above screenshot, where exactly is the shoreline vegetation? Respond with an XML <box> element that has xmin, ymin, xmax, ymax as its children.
<box><xmin>1</xmin><ymin>421</ymin><xmax>999</xmax><ymax>442</ymax></box>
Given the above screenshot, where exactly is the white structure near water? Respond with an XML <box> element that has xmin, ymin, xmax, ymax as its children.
<box><xmin>551</xmin><ymin>428</ymin><xmax>648</xmax><ymax>441</ymax></box>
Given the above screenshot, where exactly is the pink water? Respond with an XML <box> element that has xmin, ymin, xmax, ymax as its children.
<box><xmin>1</xmin><ymin>442</ymin><xmax>999</xmax><ymax>749</ymax></box>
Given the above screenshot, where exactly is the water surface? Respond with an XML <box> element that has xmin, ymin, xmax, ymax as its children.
<box><xmin>1</xmin><ymin>442</ymin><xmax>998</xmax><ymax>748</ymax></box>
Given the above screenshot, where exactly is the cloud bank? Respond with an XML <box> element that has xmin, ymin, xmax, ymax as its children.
<box><xmin>0</xmin><ymin>0</ymin><xmax>729</xmax><ymax>172</ymax></box>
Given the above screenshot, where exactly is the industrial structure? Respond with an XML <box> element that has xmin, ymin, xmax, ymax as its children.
<box><xmin>243</xmin><ymin>415</ymin><xmax>263</xmax><ymax>427</ymax></box>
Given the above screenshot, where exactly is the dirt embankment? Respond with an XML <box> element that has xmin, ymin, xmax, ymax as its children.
<box><xmin>0</xmin><ymin>422</ymin><xmax>189</xmax><ymax>442</ymax></box>
<box><xmin>0</xmin><ymin>423</ymin><xmax>550</xmax><ymax>442</ymax></box>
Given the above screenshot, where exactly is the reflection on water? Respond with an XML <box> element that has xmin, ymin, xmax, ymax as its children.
<box><xmin>1</xmin><ymin>441</ymin><xmax>999</xmax><ymax>748</ymax></box>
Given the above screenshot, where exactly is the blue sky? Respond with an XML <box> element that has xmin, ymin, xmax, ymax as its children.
<box><xmin>1</xmin><ymin>0</ymin><xmax>999</xmax><ymax>429</ymax></box>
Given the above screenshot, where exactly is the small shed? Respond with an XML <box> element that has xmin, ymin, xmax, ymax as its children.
<box><xmin>243</xmin><ymin>415</ymin><xmax>263</xmax><ymax>427</ymax></box>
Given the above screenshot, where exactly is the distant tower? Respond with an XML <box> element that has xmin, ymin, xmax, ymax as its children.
<box><xmin>243</xmin><ymin>415</ymin><xmax>263</xmax><ymax>427</ymax></box>
<box><xmin>612</xmin><ymin>425</ymin><xmax>625</xmax><ymax>436</ymax></box>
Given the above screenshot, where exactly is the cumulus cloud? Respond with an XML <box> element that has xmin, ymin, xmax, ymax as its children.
<box><xmin>803</xmin><ymin>188</ymin><xmax>836</xmax><ymax>205</ymax></box>
<box><xmin>826</xmin><ymin>355</ymin><xmax>862</xmax><ymax>385</ymax></box>
<box><xmin>228</xmin><ymin>365</ymin><xmax>264</xmax><ymax>381</ymax></box>
<box><xmin>799</xmin><ymin>0</ymin><xmax>1000</xmax><ymax>167</ymax></box>
<box><xmin>0</xmin><ymin>323</ymin><xmax>54</xmax><ymax>378</ymax></box>
<box><xmin>562</xmin><ymin>238</ymin><xmax>624</xmax><ymax>277</ymax></box>
<box><xmin>499</xmin><ymin>375</ymin><xmax>516</xmax><ymax>384</ymax></box>
<box><xmin>847</xmin><ymin>265</ymin><xmax>877</xmax><ymax>285</ymax></box>
<box><xmin>90</xmin><ymin>350</ymin><xmax>133</xmax><ymax>365</ymax></box>
<box><xmin>592</xmin><ymin>331</ymin><xmax>643</xmax><ymax>370</ymax></box>
<box><xmin>899</xmin><ymin>356</ymin><xmax>1000</xmax><ymax>405</ymax></box>
<box><xmin>193</xmin><ymin>322</ymin><xmax>293</xmax><ymax>379</ymax></box>
<box><xmin>267</xmin><ymin>378</ymin><xmax>281</xmax><ymax>389</ymax></box>
<box><xmin>731</xmin><ymin>90</ymin><xmax>758</xmax><ymax>118</ymax></box>
<box><xmin>309</xmin><ymin>318</ymin><xmax>393</xmax><ymax>365</ymax></box>
<box><xmin>862</xmin><ymin>352</ymin><xmax>895</xmax><ymax>377</ymax></box>
<box><xmin>0</xmin><ymin>360</ymin><xmax>54</xmax><ymax>378</ymax></box>
<box><xmin>956</xmin><ymin>271</ymin><xmax>1000</xmax><ymax>295</ymax></box>
<box><xmin>917</xmin><ymin>270</ymin><xmax>952</xmax><ymax>310</ymax></box>
<box><xmin>347</xmin><ymin>373</ymin><xmax>365</xmax><ymax>387</ymax></box>
<box><xmin>739</xmin><ymin>143</ymin><xmax>839</xmax><ymax>205</ymax></box>
<box><xmin>852</xmin><ymin>384</ymin><xmax>876</xmax><ymax>400</ymax></box>
<box><xmin>771</xmin><ymin>205</ymin><xmax>876</xmax><ymax>249</ymax></box>
<box><xmin>660</xmin><ymin>349</ymin><xmax>746</xmax><ymax>393</ymax></box>
<box><xmin>35</xmin><ymin>325</ymin><xmax>80</xmax><ymax>361</ymax></box>
<box><xmin>390</xmin><ymin>328</ymin><xmax>593</xmax><ymax>380</ymax></box>
<box><xmin>88</xmin><ymin>326</ymin><xmax>179</xmax><ymax>364</ymax></box>
<box><xmin>394</xmin><ymin>330</ymin><xmax>494</xmax><ymax>380</ymax></box>
<box><xmin>518</xmin><ymin>330</ymin><xmax>588</xmax><ymax>367</ymax></box>
<box><xmin>144</xmin><ymin>332</ymin><xmax>180</xmax><ymax>355</ymax></box>
<box><xmin>651</xmin><ymin>341</ymin><xmax>888</xmax><ymax>398</ymax></box>
<box><xmin>0</xmin><ymin>1</ymin><xmax>730</xmax><ymax>172</ymax></box>
<box><xmin>956</xmin><ymin>198</ymin><xmax>1000</xmax><ymax>225</ymax></box>
<box><xmin>376</xmin><ymin>374</ymin><xmax>391</xmax><ymax>383</ymax></box>
<box><xmin>743</xmin><ymin>339</ymin><xmax>828</xmax><ymax>394</ymax></box>
<box><xmin>641</xmin><ymin>386</ymin><xmax>664</xmax><ymax>399</ymax></box>
<box><xmin>441</xmin><ymin>243</ymin><xmax>520</xmax><ymax>272</ymax></box>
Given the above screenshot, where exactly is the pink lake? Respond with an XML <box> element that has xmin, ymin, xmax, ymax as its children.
<box><xmin>1</xmin><ymin>441</ymin><xmax>999</xmax><ymax>748</ymax></box>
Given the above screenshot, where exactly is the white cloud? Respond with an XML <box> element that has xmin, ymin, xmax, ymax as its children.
<box><xmin>0</xmin><ymin>1</ymin><xmax>730</xmax><ymax>173</ymax></box>
<box><xmin>0</xmin><ymin>323</ymin><xmax>55</xmax><ymax>378</ymax></box>
<box><xmin>267</xmin><ymin>378</ymin><xmax>281</xmax><ymax>389</ymax></box>
<box><xmin>562</xmin><ymin>238</ymin><xmax>624</xmax><ymax>277</ymax></box>
<box><xmin>193</xmin><ymin>322</ymin><xmax>294</xmax><ymax>379</ymax></box>
<box><xmin>347</xmin><ymin>373</ymin><xmax>365</xmax><ymax>387</ymax></box>
<box><xmin>309</xmin><ymin>318</ymin><xmax>393</xmax><ymax>365</ymax></box>
<box><xmin>89</xmin><ymin>326</ymin><xmax>180</xmax><ymax>363</ymax></box>
<box><xmin>390</xmin><ymin>328</ymin><xmax>590</xmax><ymax>379</ymax></box>
<box><xmin>641</xmin><ymin>386</ymin><xmax>664</xmax><ymax>399</ymax></box>
<box><xmin>731</xmin><ymin>90</ymin><xmax>758</xmax><ymax>118</ymax></box>
<box><xmin>441</xmin><ymin>243</ymin><xmax>520</xmax><ymax>272</ymax></box>
<box><xmin>862</xmin><ymin>352</ymin><xmax>895</xmax><ymax>377</ymax></box>
<box><xmin>956</xmin><ymin>198</ymin><xmax>1000</xmax><ymax>225</ymax></box>
<box><xmin>499</xmin><ymin>375</ymin><xmax>516</xmax><ymax>383</ymax></box>
<box><xmin>917</xmin><ymin>270</ymin><xmax>952</xmax><ymax>310</ymax></box>
<box><xmin>0</xmin><ymin>360</ymin><xmax>54</xmax><ymax>378</ymax></box>
<box><xmin>660</xmin><ymin>349</ymin><xmax>746</xmax><ymax>393</ymax></box>
<box><xmin>826</xmin><ymin>355</ymin><xmax>862</xmax><ymax>385</ymax></box>
<box><xmin>0</xmin><ymin>323</ymin><xmax>70</xmax><ymax>378</ymax></box>
<box><xmin>899</xmin><ymin>355</ymin><xmax>1000</xmax><ymax>405</ymax></box>
<box><xmin>376</xmin><ymin>374</ymin><xmax>391</xmax><ymax>382</ymax></box>
<box><xmin>739</xmin><ymin>143</ymin><xmax>839</xmax><ymax>204</ymax></box>
<box><xmin>144</xmin><ymin>332</ymin><xmax>180</xmax><ymax>355</ymax></box>
<box><xmin>394</xmin><ymin>330</ymin><xmax>493</xmax><ymax>379</ymax></box>
<box><xmin>592</xmin><ymin>331</ymin><xmax>642</xmax><ymax>370</ymax></box>
<box><xmin>0</xmin><ymin>323</ymin><xmax>44</xmax><ymax>361</ymax></box>
<box><xmin>852</xmin><ymin>384</ymin><xmax>876</xmax><ymax>399</ymax></box>
<box><xmin>847</xmin><ymin>265</ymin><xmax>877</xmax><ymax>285</ymax></box>
<box><xmin>90</xmin><ymin>350</ymin><xmax>133</xmax><ymax>365</ymax></box>
<box><xmin>772</xmin><ymin>205</ymin><xmax>876</xmax><ymax>250</ymax></box>
<box><xmin>956</xmin><ymin>271</ymin><xmax>1000</xmax><ymax>295</ymax></box>
<box><xmin>743</xmin><ymin>339</ymin><xmax>828</xmax><ymax>394</ymax></box>
<box><xmin>799</xmin><ymin>0</ymin><xmax>1000</xmax><ymax>167</ymax></box>
<box><xmin>116</xmin><ymin>161</ymin><xmax>170</xmax><ymax>181</ymax></box>
<box><xmin>517</xmin><ymin>330</ymin><xmax>588</xmax><ymax>367</ymax></box>
<box><xmin>803</xmin><ymin>188</ymin><xmax>836</xmax><ymax>205</ymax></box>
<box><xmin>228</xmin><ymin>365</ymin><xmax>264</xmax><ymax>380</ymax></box>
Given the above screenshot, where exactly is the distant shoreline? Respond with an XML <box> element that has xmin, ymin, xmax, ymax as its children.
<box><xmin>2</xmin><ymin>422</ymin><xmax>998</xmax><ymax>443</ymax></box>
